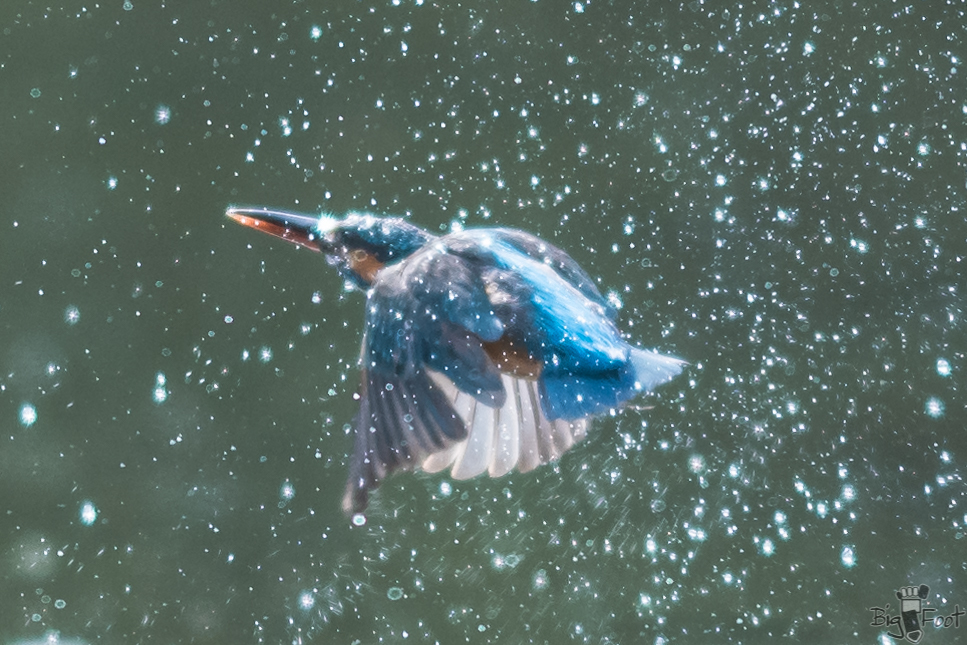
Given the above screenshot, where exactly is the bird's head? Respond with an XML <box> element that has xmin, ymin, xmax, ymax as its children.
<box><xmin>226</xmin><ymin>207</ymin><xmax>433</xmax><ymax>288</ymax></box>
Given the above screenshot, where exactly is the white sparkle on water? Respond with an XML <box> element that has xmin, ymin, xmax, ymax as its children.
<box><xmin>80</xmin><ymin>501</ymin><xmax>98</xmax><ymax>526</ymax></box>
<box><xmin>19</xmin><ymin>403</ymin><xmax>37</xmax><ymax>427</ymax></box>
<box><xmin>280</xmin><ymin>481</ymin><xmax>296</xmax><ymax>501</ymax></box>
<box><xmin>925</xmin><ymin>397</ymin><xmax>945</xmax><ymax>418</ymax></box>
<box><xmin>64</xmin><ymin>305</ymin><xmax>80</xmax><ymax>325</ymax></box>
<box><xmin>107</xmin><ymin>176</ymin><xmax>117</xmax><ymax>190</ymax></box>
<box><xmin>688</xmin><ymin>454</ymin><xmax>705</xmax><ymax>473</ymax></box>
<box><xmin>299</xmin><ymin>591</ymin><xmax>315</xmax><ymax>609</ymax></box>
<box><xmin>687</xmin><ymin>527</ymin><xmax>707</xmax><ymax>542</ymax></box>
<box><xmin>761</xmin><ymin>538</ymin><xmax>775</xmax><ymax>556</ymax></box>
<box><xmin>155</xmin><ymin>104</ymin><xmax>171</xmax><ymax>125</ymax></box>
<box><xmin>936</xmin><ymin>358</ymin><xmax>951</xmax><ymax>376</ymax></box>
<box><xmin>841</xmin><ymin>545</ymin><xmax>856</xmax><ymax>568</ymax></box>
<box><xmin>310</xmin><ymin>25</ymin><xmax>323</xmax><ymax>41</ymax></box>
<box><xmin>533</xmin><ymin>569</ymin><xmax>549</xmax><ymax>590</ymax></box>
<box><xmin>606</xmin><ymin>291</ymin><xmax>623</xmax><ymax>310</ymax></box>
<box><xmin>153</xmin><ymin>372</ymin><xmax>168</xmax><ymax>404</ymax></box>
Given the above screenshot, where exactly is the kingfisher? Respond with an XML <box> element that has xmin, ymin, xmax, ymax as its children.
<box><xmin>226</xmin><ymin>206</ymin><xmax>685</xmax><ymax>516</ymax></box>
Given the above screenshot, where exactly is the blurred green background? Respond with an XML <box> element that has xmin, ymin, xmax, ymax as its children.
<box><xmin>1</xmin><ymin>1</ymin><xmax>965</xmax><ymax>643</ymax></box>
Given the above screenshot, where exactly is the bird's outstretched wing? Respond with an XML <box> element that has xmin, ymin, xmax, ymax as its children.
<box><xmin>342</xmin><ymin>233</ymin><xmax>683</xmax><ymax>515</ymax></box>
<box><xmin>343</xmin><ymin>244</ymin><xmax>511</xmax><ymax>514</ymax></box>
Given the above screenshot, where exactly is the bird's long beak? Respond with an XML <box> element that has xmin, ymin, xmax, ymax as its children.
<box><xmin>226</xmin><ymin>206</ymin><xmax>325</xmax><ymax>252</ymax></box>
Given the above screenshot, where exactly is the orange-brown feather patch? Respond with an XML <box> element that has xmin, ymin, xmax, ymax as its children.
<box><xmin>349</xmin><ymin>250</ymin><xmax>386</xmax><ymax>284</ymax></box>
<box><xmin>483</xmin><ymin>337</ymin><xmax>542</xmax><ymax>380</ymax></box>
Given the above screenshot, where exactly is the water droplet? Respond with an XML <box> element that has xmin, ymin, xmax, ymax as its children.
<box><xmin>688</xmin><ymin>454</ymin><xmax>705</xmax><ymax>473</ymax></box>
<box><xmin>936</xmin><ymin>358</ymin><xmax>951</xmax><ymax>376</ymax></box>
<box><xmin>80</xmin><ymin>501</ymin><xmax>98</xmax><ymax>526</ymax></box>
<box><xmin>925</xmin><ymin>397</ymin><xmax>945</xmax><ymax>418</ymax></box>
<box><xmin>760</xmin><ymin>538</ymin><xmax>775</xmax><ymax>556</ymax></box>
<box><xmin>840</xmin><ymin>545</ymin><xmax>856</xmax><ymax>568</ymax></box>
<box><xmin>299</xmin><ymin>591</ymin><xmax>315</xmax><ymax>609</ymax></box>
<box><xmin>533</xmin><ymin>569</ymin><xmax>548</xmax><ymax>590</ymax></box>
<box><xmin>64</xmin><ymin>305</ymin><xmax>80</xmax><ymax>325</ymax></box>
<box><xmin>153</xmin><ymin>386</ymin><xmax>168</xmax><ymax>404</ymax></box>
<box><xmin>19</xmin><ymin>403</ymin><xmax>37</xmax><ymax>427</ymax></box>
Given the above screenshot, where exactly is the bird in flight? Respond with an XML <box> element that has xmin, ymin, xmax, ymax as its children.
<box><xmin>227</xmin><ymin>207</ymin><xmax>685</xmax><ymax>516</ymax></box>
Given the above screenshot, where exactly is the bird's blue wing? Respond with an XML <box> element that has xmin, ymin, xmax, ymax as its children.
<box><xmin>363</xmin><ymin>244</ymin><xmax>507</xmax><ymax>400</ymax></box>
<box><xmin>343</xmin><ymin>245</ymin><xmax>511</xmax><ymax>513</ymax></box>
<box><xmin>469</xmin><ymin>233</ymin><xmax>629</xmax><ymax>374</ymax></box>
<box><xmin>449</xmin><ymin>231</ymin><xmax>684</xmax><ymax>419</ymax></box>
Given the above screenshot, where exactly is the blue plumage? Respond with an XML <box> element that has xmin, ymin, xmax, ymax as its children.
<box><xmin>226</xmin><ymin>207</ymin><xmax>686</xmax><ymax>515</ymax></box>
